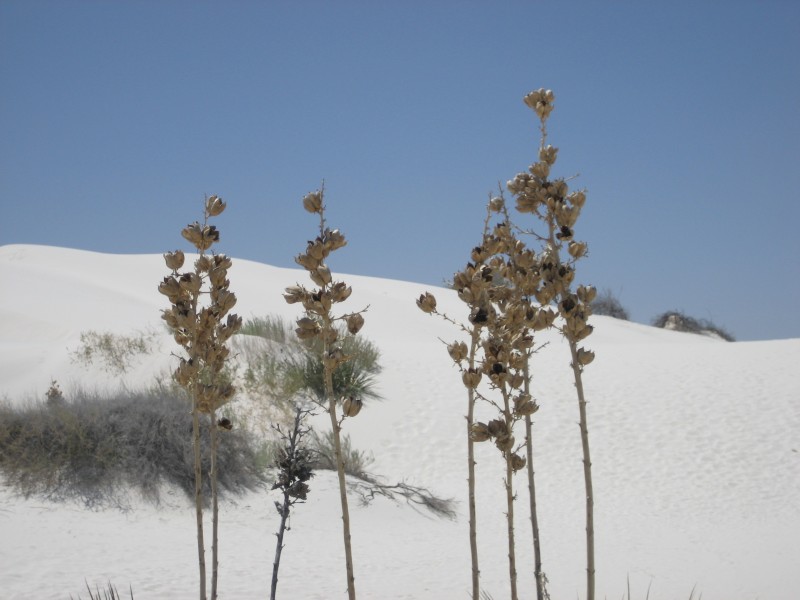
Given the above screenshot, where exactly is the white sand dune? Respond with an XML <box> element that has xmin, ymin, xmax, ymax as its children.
<box><xmin>1</xmin><ymin>244</ymin><xmax>798</xmax><ymax>599</ymax></box>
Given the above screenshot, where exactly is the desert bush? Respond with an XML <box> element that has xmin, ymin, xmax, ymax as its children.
<box><xmin>652</xmin><ymin>310</ymin><xmax>735</xmax><ymax>341</ymax></box>
<box><xmin>70</xmin><ymin>330</ymin><xmax>157</xmax><ymax>374</ymax></box>
<box><xmin>591</xmin><ymin>289</ymin><xmax>630</xmax><ymax>320</ymax></box>
<box><xmin>283</xmin><ymin>188</ymin><xmax>369</xmax><ymax>600</ymax></box>
<box><xmin>0</xmin><ymin>387</ymin><xmax>266</xmax><ymax>508</ymax></box>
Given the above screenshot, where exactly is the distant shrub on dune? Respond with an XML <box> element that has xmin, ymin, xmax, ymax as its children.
<box><xmin>591</xmin><ymin>289</ymin><xmax>630</xmax><ymax>320</ymax></box>
<box><xmin>652</xmin><ymin>310</ymin><xmax>735</xmax><ymax>341</ymax></box>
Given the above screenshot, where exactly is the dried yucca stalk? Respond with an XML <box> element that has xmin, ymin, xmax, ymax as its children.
<box><xmin>284</xmin><ymin>188</ymin><xmax>366</xmax><ymax>600</ymax></box>
<box><xmin>159</xmin><ymin>195</ymin><xmax>242</xmax><ymax>600</ymax></box>
<box><xmin>418</xmin><ymin>200</ymin><xmax>540</xmax><ymax>600</ymax></box>
<box><xmin>508</xmin><ymin>88</ymin><xmax>597</xmax><ymax>600</ymax></box>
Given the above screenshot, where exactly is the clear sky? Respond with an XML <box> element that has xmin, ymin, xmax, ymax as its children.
<box><xmin>2</xmin><ymin>1</ymin><xmax>798</xmax><ymax>341</ymax></box>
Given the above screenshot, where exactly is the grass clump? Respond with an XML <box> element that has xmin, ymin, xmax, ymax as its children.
<box><xmin>0</xmin><ymin>386</ymin><xmax>266</xmax><ymax>508</ymax></box>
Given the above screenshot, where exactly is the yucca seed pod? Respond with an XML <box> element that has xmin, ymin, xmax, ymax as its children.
<box><xmin>488</xmin><ymin>196</ymin><xmax>505</xmax><ymax>212</ymax></box>
<box><xmin>195</xmin><ymin>255</ymin><xmax>213</xmax><ymax>273</ymax></box>
<box><xmin>178</xmin><ymin>272</ymin><xmax>202</xmax><ymax>294</ymax></box>
<box><xmin>530</xmin><ymin>161</ymin><xmax>550</xmax><ymax>180</ymax></box>
<box><xmin>416</xmin><ymin>292</ymin><xmax>437</xmax><ymax>314</ymax></box>
<box><xmin>158</xmin><ymin>276</ymin><xmax>183</xmax><ymax>299</ymax></box>
<box><xmin>330</xmin><ymin>282</ymin><xmax>352</xmax><ymax>303</ymax></box>
<box><xmin>509</xmin><ymin>373</ymin><xmax>525</xmax><ymax>389</ymax></box>
<box><xmin>470</xmin><ymin>422</ymin><xmax>492</xmax><ymax>442</ymax></box>
<box><xmin>295</xmin><ymin>317</ymin><xmax>320</xmax><ymax>340</ymax></box>
<box><xmin>206</xmin><ymin>195</ymin><xmax>226</xmax><ymax>217</ymax></box>
<box><xmin>209</xmin><ymin>266</ymin><xmax>229</xmax><ymax>288</ymax></box>
<box><xmin>495</xmin><ymin>433</ymin><xmax>515</xmax><ymax>453</ymax></box>
<box><xmin>310</xmin><ymin>265</ymin><xmax>332</xmax><ymax>287</ymax></box>
<box><xmin>306</xmin><ymin>241</ymin><xmax>326</xmax><ymax>261</ymax></box>
<box><xmin>447</xmin><ymin>341</ymin><xmax>468</xmax><ymax>363</ymax></box>
<box><xmin>576</xmin><ymin>348</ymin><xmax>595</xmax><ymax>366</ymax></box>
<box><xmin>323</xmin><ymin>228</ymin><xmax>347</xmax><ymax>251</ymax></box>
<box><xmin>302</xmin><ymin>191</ymin><xmax>323</xmax><ymax>213</ymax></box>
<box><xmin>163</xmin><ymin>250</ymin><xmax>185</xmax><ymax>271</ymax></box>
<box><xmin>283</xmin><ymin>285</ymin><xmax>308</xmax><ymax>305</ymax></box>
<box><xmin>514</xmin><ymin>399</ymin><xmax>539</xmax><ymax>417</ymax></box>
<box><xmin>568</xmin><ymin>241</ymin><xmax>587</xmax><ymax>259</ymax></box>
<box><xmin>510</xmin><ymin>453</ymin><xmax>527</xmax><ymax>472</ymax></box>
<box><xmin>539</xmin><ymin>144</ymin><xmax>558</xmax><ymax>165</ymax></box>
<box><xmin>462</xmin><ymin>368</ymin><xmax>482</xmax><ymax>389</ymax></box>
<box><xmin>487</xmin><ymin>418</ymin><xmax>507</xmax><ymax>438</ymax></box>
<box><xmin>346</xmin><ymin>313</ymin><xmax>365</xmax><ymax>335</ymax></box>
<box><xmin>214</xmin><ymin>290</ymin><xmax>237</xmax><ymax>315</ymax></box>
<box><xmin>342</xmin><ymin>396</ymin><xmax>363</xmax><ymax>417</ymax></box>
<box><xmin>568</xmin><ymin>190</ymin><xmax>587</xmax><ymax>209</ymax></box>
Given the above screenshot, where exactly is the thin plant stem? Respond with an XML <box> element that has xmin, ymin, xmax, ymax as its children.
<box><xmin>466</xmin><ymin>327</ymin><xmax>481</xmax><ymax>599</ymax></box>
<box><xmin>210</xmin><ymin>408</ymin><xmax>219</xmax><ymax>600</ymax></box>
<box><xmin>569</xmin><ymin>340</ymin><xmax>594</xmax><ymax>600</ymax></box>
<box><xmin>523</xmin><ymin>363</ymin><xmax>544</xmax><ymax>600</ymax></box>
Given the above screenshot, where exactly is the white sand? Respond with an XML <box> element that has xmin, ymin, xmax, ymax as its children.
<box><xmin>1</xmin><ymin>244</ymin><xmax>798</xmax><ymax>599</ymax></box>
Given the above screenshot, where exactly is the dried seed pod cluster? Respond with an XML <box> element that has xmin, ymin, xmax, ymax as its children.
<box><xmin>285</xmin><ymin>188</ymin><xmax>367</xmax><ymax>416</ymax></box>
<box><xmin>508</xmin><ymin>90</ymin><xmax>596</xmax><ymax>365</ymax></box>
<box><xmin>159</xmin><ymin>195</ymin><xmax>242</xmax><ymax>415</ymax></box>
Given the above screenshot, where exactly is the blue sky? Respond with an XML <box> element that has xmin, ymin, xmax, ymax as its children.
<box><xmin>2</xmin><ymin>1</ymin><xmax>798</xmax><ymax>341</ymax></box>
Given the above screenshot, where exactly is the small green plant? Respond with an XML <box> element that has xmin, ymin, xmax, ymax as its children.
<box><xmin>283</xmin><ymin>187</ymin><xmax>368</xmax><ymax>600</ymax></box>
<box><xmin>159</xmin><ymin>194</ymin><xmax>242</xmax><ymax>600</ymax></box>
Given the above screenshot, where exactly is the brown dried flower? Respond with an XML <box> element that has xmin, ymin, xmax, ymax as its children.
<box><xmin>416</xmin><ymin>292</ymin><xmax>437</xmax><ymax>314</ymax></box>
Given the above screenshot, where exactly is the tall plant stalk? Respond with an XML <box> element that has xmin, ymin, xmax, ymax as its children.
<box><xmin>159</xmin><ymin>195</ymin><xmax>241</xmax><ymax>600</ymax></box>
<box><xmin>523</xmin><ymin>363</ymin><xmax>544</xmax><ymax>600</ymax></box>
<box><xmin>508</xmin><ymin>88</ymin><xmax>597</xmax><ymax>600</ymax></box>
<box><xmin>284</xmin><ymin>188</ymin><xmax>367</xmax><ymax>600</ymax></box>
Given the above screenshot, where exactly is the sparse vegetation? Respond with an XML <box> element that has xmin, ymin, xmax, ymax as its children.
<box><xmin>591</xmin><ymin>289</ymin><xmax>630</xmax><ymax>320</ymax></box>
<box><xmin>0</xmin><ymin>386</ymin><xmax>266</xmax><ymax>508</ymax></box>
<box><xmin>652</xmin><ymin>310</ymin><xmax>735</xmax><ymax>341</ymax></box>
<box><xmin>71</xmin><ymin>580</ymin><xmax>134</xmax><ymax>600</ymax></box>
<box><xmin>70</xmin><ymin>330</ymin><xmax>158</xmax><ymax>374</ymax></box>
